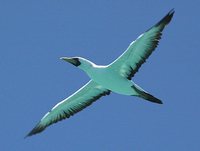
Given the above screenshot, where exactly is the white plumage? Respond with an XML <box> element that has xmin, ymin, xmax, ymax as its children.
<box><xmin>26</xmin><ymin>9</ymin><xmax>174</xmax><ymax>137</ymax></box>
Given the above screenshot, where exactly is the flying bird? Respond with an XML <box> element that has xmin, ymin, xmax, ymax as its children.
<box><xmin>27</xmin><ymin>9</ymin><xmax>174</xmax><ymax>137</ymax></box>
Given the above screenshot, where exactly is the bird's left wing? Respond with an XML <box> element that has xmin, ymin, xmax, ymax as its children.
<box><xmin>26</xmin><ymin>80</ymin><xmax>111</xmax><ymax>137</ymax></box>
<box><xmin>109</xmin><ymin>9</ymin><xmax>174</xmax><ymax>80</ymax></box>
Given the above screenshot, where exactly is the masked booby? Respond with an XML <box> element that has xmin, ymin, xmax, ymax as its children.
<box><xmin>26</xmin><ymin>9</ymin><xmax>174</xmax><ymax>137</ymax></box>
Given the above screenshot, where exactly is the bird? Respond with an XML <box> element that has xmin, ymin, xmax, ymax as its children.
<box><xmin>26</xmin><ymin>9</ymin><xmax>174</xmax><ymax>137</ymax></box>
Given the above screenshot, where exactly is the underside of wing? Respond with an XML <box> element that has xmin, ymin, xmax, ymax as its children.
<box><xmin>109</xmin><ymin>9</ymin><xmax>174</xmax><ymax>80</ymax></box>
<box><xmin>26</xmin><ymin>80</ymin><xmax>111</xmax><ymax>137</ymax></box>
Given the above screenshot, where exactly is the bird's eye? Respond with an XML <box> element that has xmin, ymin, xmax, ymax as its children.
<box><xmin>71</xmin><ymin>58</ymin><xmax>81</xmax><ymax>66</ymax></box>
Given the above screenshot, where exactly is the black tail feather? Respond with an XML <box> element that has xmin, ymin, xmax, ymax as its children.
<box><xmin>131</xmin><ymin>85</ymin><xmax>163</xmax><ymax>104</ymax></box>
<box><xmin>139</xmin><ymin>91</ymin><xmax>163</xmax><ymax>104</ymax></box>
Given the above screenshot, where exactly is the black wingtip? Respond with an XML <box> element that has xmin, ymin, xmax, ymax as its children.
<box><xmin>166</xmin><ymin>8</ymin><xmax>175</xmax><ymax>21</ymax></box>
<box><xmin>25</xmin><ymin>123</ymin><xmax>46</xmax><ymax>138</ymax></box>
<box><xmin>155</xmin><ymin>9</ymin><xmax>175</xmax><ymax>27</ymax></box>
<box><xmin>168</xmin><ymin>8</ymin><xmax>175</xmax><ymax>14</ymax></box>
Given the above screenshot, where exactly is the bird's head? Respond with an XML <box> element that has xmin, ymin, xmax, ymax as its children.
<box><xmin>60</xmin><ymin>56</ymin><xmax>95</xmax><ymax>72</ymax></box>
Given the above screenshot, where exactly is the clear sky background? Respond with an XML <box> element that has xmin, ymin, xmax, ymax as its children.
<box><xmin>1</xmin><ymin>0</ymin><xmax>199</xmax><ymax>151</ymax></box>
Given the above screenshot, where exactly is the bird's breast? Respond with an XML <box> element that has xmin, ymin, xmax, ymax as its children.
<box><xmin>87</xmin><ymin>68</ymin><xmax>134</xmax><ymax>95</ymax></box>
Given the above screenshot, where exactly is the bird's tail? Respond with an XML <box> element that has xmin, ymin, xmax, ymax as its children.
<box><xmin>131</xmin><ymin>84</ymin><xmax>163</xmax><ymax>104</ymax></box>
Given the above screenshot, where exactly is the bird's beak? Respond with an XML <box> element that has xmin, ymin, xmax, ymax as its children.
<box><xmin>60</xmin><ymin>57</ymin><xmax>81</xmax><ymax>67</ymax></box>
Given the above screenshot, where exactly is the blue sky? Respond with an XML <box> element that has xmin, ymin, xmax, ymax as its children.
<box><xmin>1</xmin><ymin>0</ymin><xmax>199</xmax><ymax>151</ymax></box>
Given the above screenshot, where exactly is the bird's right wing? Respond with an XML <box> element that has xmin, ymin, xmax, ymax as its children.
<box><xmin>26</xmin><ymin>80</ymin><xmax>111</xmax><ymax>137</ymax></box>
<box><xmin>109</xmin><ymin>9</ymin><xmax>174</xmax><ymax>80</ymax></box>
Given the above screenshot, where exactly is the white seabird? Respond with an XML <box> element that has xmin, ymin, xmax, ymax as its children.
<box><xmin>27</xmin><ymin>9</ymin><xmax>174</xmax><ymax>137</ymax></box>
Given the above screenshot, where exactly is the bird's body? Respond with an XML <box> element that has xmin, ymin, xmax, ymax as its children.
<box><xmin>26</xmin><ymin>9</ymin><xmax>175</xmax><ymax>137</ymax></box>
<box><xmin>85</xmin><ymin>64</ymin><xmax>134</xmax><ymax>95</ymax></box>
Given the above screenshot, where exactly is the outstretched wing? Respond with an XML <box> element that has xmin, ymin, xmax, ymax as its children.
<box><xmin>109</xmin><ymin>9</ymin><xmax>174</xmax><ymax>80</ymax></box>
<box><xmin>26</xmin><ymin>80</ymin><xmax>111</xmax><ymax>137</ymax></box>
